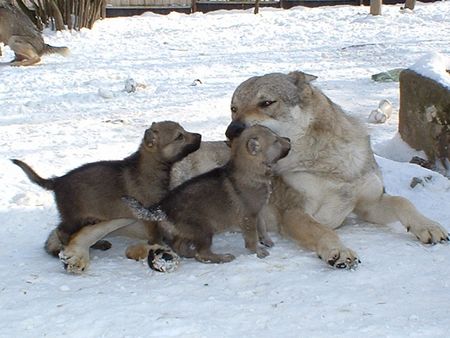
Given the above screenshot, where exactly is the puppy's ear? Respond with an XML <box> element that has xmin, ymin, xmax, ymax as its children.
<box><xmin>288</xmin><ymin>71</ymin><xmax>318</xmax><ymax>86</ymax></box>
<box><xmin>247</xmin><ymin>138</ymin><xmax>261</xmax><ymax>155</ymax></box>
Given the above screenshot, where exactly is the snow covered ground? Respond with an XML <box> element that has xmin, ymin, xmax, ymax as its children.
<box><xmin>1</xmin><ymin>2</ymin><xmax>450</xmax><ymax>337</ymax></box>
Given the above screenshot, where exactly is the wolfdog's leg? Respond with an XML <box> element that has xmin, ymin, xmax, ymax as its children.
<box><xmin>59</xmin><ymin>219</ymin><xmax>138</xmax><ymax>274</ymax></box>
<box><xmin>7</xmin><ymin>36</ymin><xmax>41</xmax><ymax>66</ymax></box>
<box><xmin>355</xmin><ymin>193</ymin><xmax>449</xmax><ymax>244</ymax></box>
<box><xmin>281</xmin><ymin>209</ymin><xmax>359</xmax><ymax>269</ymax></box>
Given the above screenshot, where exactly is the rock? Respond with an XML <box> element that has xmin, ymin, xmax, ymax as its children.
<box><xmin>371</xmin><ymin>68</ymin><xmax>404</xmax><ymax>82</ymax></box>
<box><xmin>399</xmin><ymin>69</ymin><xmax>450</xmax><ymax>167</ymax></box>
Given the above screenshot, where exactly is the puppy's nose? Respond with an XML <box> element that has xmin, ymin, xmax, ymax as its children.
<box><xmin>282</xmin><ymin>137</ymin><xmax>291</xmax><ymax>144</ymax></box>
<box><xmin>193</xmin><ymin>133</ymin><xmax>202</xmax><ymax>142</ymax></box>
<box><xmin>225</xmin><ymin>121</ymin><xmax>247</xmax><ymax>140</ymax></box>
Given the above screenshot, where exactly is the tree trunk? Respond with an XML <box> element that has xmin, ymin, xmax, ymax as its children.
<box><xmin>49</xmin><ymin>0</ymin><xmax>64</xmax><ymax>30</ymax></box>
<box><xmin>404</xmin><ymin>0</ymin><xmax>416</xmax><ymax>10</ymax></box>
<box><xmin>254</xmin><ymin>0</ymin><xmax>260</xmax><ymax>14</ymax></box>
<box><xmin>370</xmin><ymin>0</ymin><xmax>382</xmax><ymax>15</ymax></box>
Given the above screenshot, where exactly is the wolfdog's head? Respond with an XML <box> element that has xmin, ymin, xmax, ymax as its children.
<box><xmin>226</xmin><ymin>71</ymin><xmax>318</xmax><ymax>141</ymax></box>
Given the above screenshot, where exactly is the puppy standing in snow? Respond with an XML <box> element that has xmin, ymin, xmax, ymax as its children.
<box><xmin>12</xmin><ymin>121</ymin><xmax>201</xmax><ymax>273</ymax></box>
<box><xmin>124</xmin><ymin>125</ymin><xmax>291</xmax><ymax>264</ymax></box>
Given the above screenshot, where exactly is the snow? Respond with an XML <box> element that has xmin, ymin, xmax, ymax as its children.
<box><xmin>410</xmin><ymin>52</ymin><xmax>450</xmax><ymax>88</ymax></box>
<box><xmin>1</xmin><ymin>2</ymin><xmax>450</xmax><ymax>337</ymax></box>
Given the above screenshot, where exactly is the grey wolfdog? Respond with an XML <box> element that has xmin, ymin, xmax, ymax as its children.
<box><xmin>225</xmin><ymin>71</ymin><xmax>449</xmax><ymax>269</ymax></box>
<box><xmin>0</xmin><ymin>0</ymin><xmax>68</xmax><ymax>66</ymax></box>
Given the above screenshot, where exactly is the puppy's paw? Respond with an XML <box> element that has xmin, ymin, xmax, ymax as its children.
<box><xmin>319</xmin><ymin>247</ymin><xmax>360</xmax><ymax>270</ymax></box>
<box><xmin>259</xmin><ymin>236</ymin><xmax>274</xmax><ymax>248</ymax></box>
<box><xmin>256</xmin><ymin>246</ymin><xmax>270</xmax><ymax>259</ymax></box>
<box><xmin>59</xmin><ymin>247</ymin><xmax>90</xmax><ymax>274</ymax></box>
<box><xmin>408</xmin><ymin>222</ymin><xmax>449</xmax><ymax>244</ymax></box>
<box><xmin>126</xmin><ymin>243</ymin><xmax>150</xmax><ymax>261</ymax></box>
<box><xmin>148</xmin><ymin>244</ymin><xmax>180</xmax><ymax>273</ymax></box>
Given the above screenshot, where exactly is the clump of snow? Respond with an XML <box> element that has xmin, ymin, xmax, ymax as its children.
<box><xmin>368</xmin><ymin>99</ymin><xmax>393</xmax><ymax>123</ymax></box>
<box><xmin>409</xmin><ymin>52</ymin><xmax>450</xmax><ymax>88</ymax></box>
<box><xmin>373</xmin><ymin>132</ymin><xmax>426</xmax><ymax>162</ymax></box>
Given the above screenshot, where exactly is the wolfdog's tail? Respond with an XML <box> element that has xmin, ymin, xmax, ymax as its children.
<box><xmin>122</xmin><ymin>196</ymin><xmax>167</xmax><ymax>222</ymax></box>
<box><xmin>43</xmin><ymin>44</ymin><xmax>70</xmax><ymax>57</ymax></box>
<box><xmin>11</xmin><ymin>159</ymin><xmax>55</xmax><ymax>191</ymax></box>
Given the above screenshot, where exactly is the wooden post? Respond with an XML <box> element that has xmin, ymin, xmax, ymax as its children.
<box><xmin>254</xmin><ymin>0</ymin><xmax>260</xmax><ymax>14</ymax></box>
<box><xmin>403</xmin><ymin>0</ymin><xmax>416</xmax><ymax>10</ymax></box>
<box><xmin>191</xmin><ymin>0</ymin><xmax>197</xmax><ymax>13</ymax></box>
<box><xmin>370</xmin><ymin>0</ymin><xmax>382</xmax><ymax>15</ymax></box>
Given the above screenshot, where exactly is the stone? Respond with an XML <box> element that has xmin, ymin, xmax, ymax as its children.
<box><xmin>399</xmin><ymin>69</ymin><xmax>450</xmax><ymax>167</ymax></box>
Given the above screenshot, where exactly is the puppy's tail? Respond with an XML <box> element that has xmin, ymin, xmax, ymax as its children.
<box><xmin>11</xmin><ymin>159</ymin><xmax>55</xmax><ymax>191</ymax></box>
<box><xmin>122</xmin><ymin>196</ymin><xmax>167</xmax><ymax>221</ymax></box>
<box><xmin>43</xmin><ymin>44</ymin><xmax>70</xmax><ymax>57</ymax></box>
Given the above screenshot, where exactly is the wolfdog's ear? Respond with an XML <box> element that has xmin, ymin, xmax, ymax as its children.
<box><xmin>288</xmin><ymin>71</ymin><xmax>318</xmax><ymax>86</ymax></box>
<box><xmin>247</xmin><ymin>138</ymin><xmax>261</xmax><ymax>155</ymax></box>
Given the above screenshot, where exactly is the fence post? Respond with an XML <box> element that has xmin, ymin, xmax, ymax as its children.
<box><xmin>370</xmin><ymin>0</ymin><xmax>382</xmax><ymax>15</ymax></box>
<box><xmin>191</xmin><ymin>0</ymin><xmax>197</xmax><ymax>13</ymax></box>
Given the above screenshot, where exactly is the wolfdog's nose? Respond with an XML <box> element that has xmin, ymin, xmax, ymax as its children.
<box><xmin>225</xmin><ymin>121</ymin><xmax>247</xmax><ymax>140</ymax></box>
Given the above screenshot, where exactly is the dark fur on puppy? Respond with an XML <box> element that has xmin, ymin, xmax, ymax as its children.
<box><xmin>12</xmin><ymin>121</ymin><xmax>201</xmax><ymax>257</ymax></box>
<box><xmin>124</xmin><ymin>125</ymin><xmax>291</xmax><ymax>264</ymax></box>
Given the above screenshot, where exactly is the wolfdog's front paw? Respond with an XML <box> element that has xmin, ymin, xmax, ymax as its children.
<box><xmin>319</xmin><ymin>247</ymin><xmax>360</xmax><ymax>270</ymax></box>
<box><xmin>59</xmin><ymin>247</ymin><xmax>90</xmax><ymax>274</ymax></box>
<box><xmin>147</xmin><ymin>244</ymin><xmax>180</xmax><ymax>273</ymax></box>
<box><xmin>408</xmin><ymin>222</ymin><xmax>449</xmax><ymax>244</ymax></box>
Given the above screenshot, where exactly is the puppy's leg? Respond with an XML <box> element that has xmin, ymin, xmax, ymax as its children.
<box><xmin>44</xmin><ymin>229</ymin><xmax>68</xmax><ymax>257</ymax></box>
<box><xmin>355</xmin><ymin>193</ymin><xmax>449</xmax><ymax>244</ymax></box>
<box><xmin>194</xmin><ymin>236</ymin><xmax>235</xmax><ymax>263</ymax></box>
<box><xmin>257</xmin><ymin>205</ymin><xmax>275</xmax><ymax>248</ymax></box>
<box><xmin>242</xmin><ymin>218</ymin><xmax>269</xmax><ymax>258</ymax></box>
<box><xmin>60</xmin><ymin>219</ymin><xmax>138</xmax><ymax>274</ymax></box>
<box><xmin>281</xmin><ymin>209</ymin><xmax>359</xmax><ymax>269</ymax></box>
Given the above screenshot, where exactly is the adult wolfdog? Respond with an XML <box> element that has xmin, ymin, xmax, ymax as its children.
<box><xmin>0</xmin><ymin>0</ymin><xmax>68</xmax><ymax>66</ymax></box>
<box><xmin>225</xmin><ymin>71</ymin><xmax>449</xmax><ymax>269</ymax></box>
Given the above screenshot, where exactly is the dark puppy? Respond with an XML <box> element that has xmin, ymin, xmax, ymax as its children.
<box><xmin>12</xmin><ymin>121</ymin><xmax>201</xmax><ymax>272</ymax></box>
<box><xmin>125</xmin><ymin>125</ymin><xmax>290</xmax><ymax>265</ymax></box>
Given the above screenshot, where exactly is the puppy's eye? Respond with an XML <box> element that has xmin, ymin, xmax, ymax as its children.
<box><xmin>231</xmin><ymin>106</ymin><xmax>237</xmax><ymax>114</ymax></box>
<box><xmin>176</xmin><ymin>134</ymin><xmax>184</xmax><ymax>141</ymax></box>
<box><xmin>259</xmin><ymin>100</ymin><xmax>276</xmax><ymax>108</ymax></box>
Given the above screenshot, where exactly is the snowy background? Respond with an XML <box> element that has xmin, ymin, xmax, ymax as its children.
<box><xmin>1</xmin><ymin>2</ymin><xmax>450</xmax><ymax>337</ymax></box>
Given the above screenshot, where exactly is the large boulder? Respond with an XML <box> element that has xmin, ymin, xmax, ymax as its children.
<box><xmin>399</xmin><ymin>53</ymin><xmax>450</xmax><ymax>167</ymax></box>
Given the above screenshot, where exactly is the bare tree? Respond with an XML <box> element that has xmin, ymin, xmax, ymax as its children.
<box><xmin>14</xmin><ymin>0</ymin><xmax>106</xmax><ymax>31</ymax></box>
<box><xmin>403</xmin><ymin>0</ymin><xmax>416</xmax><ymax>10</ymax></box>
<box><xmin>370</xmin><ymin>0</ymin><xmax>382</xmax><ymax>15</ymax></box>
<box><xmin>254</xmin><ymin>0</ymin><xmax>260</xmax><ymax>14</ymax></box>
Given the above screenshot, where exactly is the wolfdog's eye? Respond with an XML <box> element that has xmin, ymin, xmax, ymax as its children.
<box><xmin>176</xmin><ymin>133</ymin><xmax>184</xmax><ymax>141</ymax></box>
<box><xmin>231</xmin><ymin>106</ymin><xmax>237</xmax><ymax>113</ymax></box>
<box><xmin>259</xmin><ymin>100</ymin><xmax>276</xmax><ymax>108</ymax></box>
